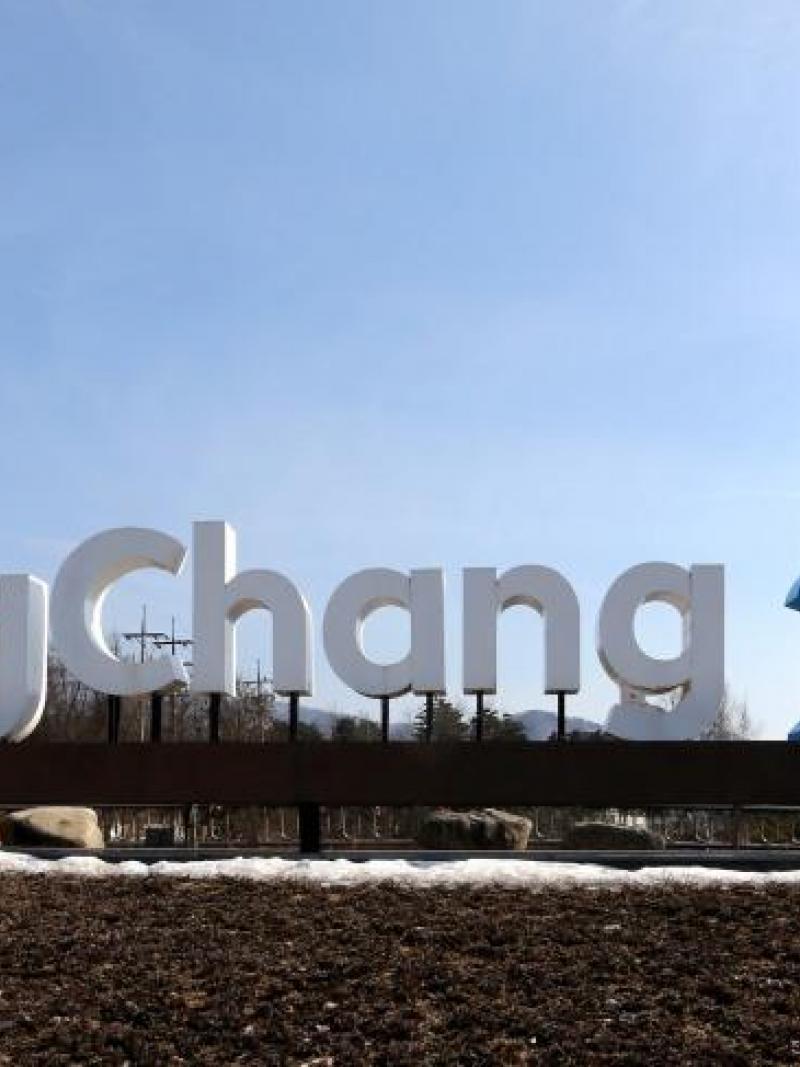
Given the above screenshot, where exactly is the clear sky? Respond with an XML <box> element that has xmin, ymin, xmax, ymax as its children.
<box><xmin>2</xmin><ymin>2</ymin><xmax>800</xmax><ymax>735</ymax></box>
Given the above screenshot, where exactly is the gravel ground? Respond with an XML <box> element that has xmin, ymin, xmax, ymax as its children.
<box><xmin>0</xmin><ymin>876</ymin><xmax>798</xmax><ymax>1064</ymax></box>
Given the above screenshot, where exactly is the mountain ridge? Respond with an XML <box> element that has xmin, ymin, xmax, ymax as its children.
<box><xmin>272</xmin><ymin>702</ymin><xmax>604</xmax><ymax>740</ymax></box>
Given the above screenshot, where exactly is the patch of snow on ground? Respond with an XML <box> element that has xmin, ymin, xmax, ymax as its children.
<box><xmin>1</xmin><ymin>852</ymin><xmax>800</xmax><ymax>886</ymax></box>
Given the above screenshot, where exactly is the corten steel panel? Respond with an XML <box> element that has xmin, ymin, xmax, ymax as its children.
<box><xmin>1</xmin><ymin>743</ymin><xmax>800</xmax><ymax>808</ymax></box>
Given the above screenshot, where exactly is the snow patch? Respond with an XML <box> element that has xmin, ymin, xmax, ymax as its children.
<box><xmin>0</xmin><ymin>852</ymin><xmax>800</xmax><ymax>887</ymax></box>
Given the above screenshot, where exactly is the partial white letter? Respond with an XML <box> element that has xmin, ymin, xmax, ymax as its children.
<box><xmin>0</xmin><ymin>575</ymin><xmax>48</xmax><ymax>741</ymax></box>
<box><xmin>463</xmin><ymin>566</ymin><xmax>580</xmax><ymax>694</ymax></box>
<box><xmin>51</xmin><ymin>528</ymin><xmax>188</xmax><ymax>696</ymax></box>
<box><xmin>598</xmin><ymin>562</ymin><xmax>724</xmax><ymax>740</ymax></box>
<box><xmin>192</xmin><ymin>522</ymin><xmax>312</xmax><ymax>696</ymax></box>
<box><xmin>323</xmin><ymin>568</ymin><xmax>445</xmax><ymax>698</ymax></box>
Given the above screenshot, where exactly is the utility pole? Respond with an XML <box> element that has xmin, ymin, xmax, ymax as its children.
<box><xmin>152</xmin><ymin>616</ymin><xmax>193</xmax><ymax>842</ymax></box>
<box><xmin>122</xmin><ymin>605</ymin><xmax>169</xmax><ymax>665</ymax></box>
<box><xmin>151</xmin><ymin>616</ymin><xmax>194</xmax><ymax>661</ymax></box>
<box><xmin>238</xmin><ymin>660</ymin><xmax>275</xmax><ymax>742</ymax></box>
<box><xmin>122</xmin><ymin>606</ymin><xmax>169</xmax><ymax>741</ymax></box>
<box><xmin>152</xmin><ymin>617</ymin><xmax>193</xmax><ymax>741</ymax></box>
<box><xmin>238</xmin><ymin>659</ymin><xmax>273</xmax><ymax>701</ymax></box>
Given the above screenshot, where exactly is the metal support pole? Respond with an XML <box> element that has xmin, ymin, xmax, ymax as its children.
<box><xmin>425</xmin><ymin>693</ymin><xmax>434</xmax><ymax>742</ymax></box>
<box><xmin>209</xmin><ymin>693</ymin><xmax>221</xmax><ymax>744</ymax></box>
<box><xmin>475</xmin><ymin>692</ymin><xmax>484</xmax><ymax>742</ymax></box>
<box><xmin>557</xmin><ymin>691</ymin><xmax>566</xmax><ymax>741</ymax></box>
<box><xmin>150</xmin><ymin>693</ymin><xmax>162</xmax><ymax>743</ymax></box>
<box><xmin>381</xmin><ymin>696</ymin><xmax>390</xmax><ymax>743</ymax></box>
<box><xmin>107</xmin><ymin>695</ymin><xmax>120</xmax><ymax>744</ymax></box>
<box><xmin>289</xmin><ymin>693</ymin><xmax>299</xmax><ymax>742</ymax></box>
<box><xmin>298</xmin><ymin>802</ymin><xmax>321</xmax><ymax>853</ymax></box>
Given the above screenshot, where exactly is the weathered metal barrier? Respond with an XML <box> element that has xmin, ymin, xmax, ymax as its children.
<box><xmin>3</xmin><ymin>741</ymin><xmax>800</xmax><ymax>851</ymax></box>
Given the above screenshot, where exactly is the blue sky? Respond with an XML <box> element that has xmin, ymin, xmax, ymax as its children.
<box><xmin>2</xmin><ymin>2</ymin><xmax>800</xmax><ymax>734</ymax></box>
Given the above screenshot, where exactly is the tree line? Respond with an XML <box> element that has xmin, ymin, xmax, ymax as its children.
<box><xmin>34</xmin><ymin>656</ymin><xmax>530</xmax><ymax>743</ymax></box>
<box><xmin>34</xmin><ymin>654</ymin><xmax>751</xmax><ymax>743</ymax></box>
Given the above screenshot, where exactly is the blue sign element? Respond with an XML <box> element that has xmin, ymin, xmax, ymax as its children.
<box><xmin>785</xmin><ymin>581</ymin><xmax>800</xmax><ymax>739</ymax></box>
<box><xmin>786</xmin><ymin>578</ymin><xmax>800</xmax><ymax>612</ymax></box>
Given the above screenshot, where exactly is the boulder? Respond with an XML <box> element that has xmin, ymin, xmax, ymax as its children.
<box><xmin>417</xmin><ymin>808</ymin><xmax>531</xmax><ymax>851</ymax></box>
<box><xmin>0</xmin><ymin>807</ymin><xmax>104</xmax><ymax>849</ymax></box>
<box><xmin>563</xmin><ymin>821</ymin><xmax>663</xmax><ymax>850</ymax></box>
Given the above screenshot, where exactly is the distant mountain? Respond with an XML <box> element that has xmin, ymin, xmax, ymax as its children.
<box><xmin>273</xmin><ymin>702</ymin><xmax>417</xmax><ymax>739</ymax></box>
<box><xmin>272</xmin><ymin>701</ymin><xmax>340</xmax><ymax>736</ymax></box>
<box><xmin>273</xmin><ymin>702</ymin><xmax>604</xmax><ymax>741</ymax></box>
<box><xmin>514</xmin><ymin>708</ymin><xmax>604</xmax><ymax>741</ymax></box>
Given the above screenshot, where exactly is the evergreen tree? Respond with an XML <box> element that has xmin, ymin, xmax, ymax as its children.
<box><xmin>413</xmin><ymin>696</ymin><xmax>469</xmax><ymax>741</ymax></box>
<box><xmin>269</xmin><ymin>719</ymin><xmax>324</xmax><ymax>742</ymax></box>
<box><xmin>332</xmin><ymin>715</ymin><xmax>382</xmax><ymax>741</ymax></box>
<box><xmin>478</xmin><ymin>706</ymin><xmax>527</xmax><ymax>742</ymax></box>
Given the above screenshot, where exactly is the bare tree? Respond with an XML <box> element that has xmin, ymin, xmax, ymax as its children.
<box><xmin>702</xmin><ymin>686</ymin><xmax>754</xmax><ymax>740</ymax></box>
<box><xmin>650</xmin><ymin>683</ymin><xmax>754</xmax><ymax>739</ymax></box>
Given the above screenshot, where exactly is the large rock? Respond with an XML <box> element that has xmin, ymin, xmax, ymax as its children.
<box><xmin>563</xmin><ymin>821</ymin><xmax>663</xmax><ymax>850</ymax></box>
<box><xmin>0</xmin><ymin>807</ymin><xmax>104</xmax><ymax>849</ymax></box>
<box><xmin>417</xmin><ymin>808</ymin><xmax>531</xmax><ymax>851</ymax></box>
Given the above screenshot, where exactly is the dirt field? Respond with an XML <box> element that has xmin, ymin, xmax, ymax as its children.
<box><xmin>0</xmin><ymin>875</ymin><xmax>798</xmax><ymax>1064</ymax></box>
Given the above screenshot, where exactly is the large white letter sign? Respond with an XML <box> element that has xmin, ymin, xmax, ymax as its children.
<box><xmin>0</xmin><ymin>575</ymin><xmax>48</xmax><ymax>741</ymax></box>
<box><xmin>192</xmin><ymin>522</ymin><xmax>312</xmax><ymax>696</ymax></box>
<box><xmin>51</xmin><ymin>528</ymin><xmax>189</xmax><ymax>696</ymax></box>
<box><xmin>463</xmin><ymin>567</ymin><xmax>580</xmax><ymax>695</ymax></box>
<box><xmin>323</xmin><ymin>569</ymin><xmax>445</xmax><ymax>698</ymax></box>
<box><xmin>598</xmin><ymin>562</ymin><xmax>724</xmax><ymax>740</ymax></box>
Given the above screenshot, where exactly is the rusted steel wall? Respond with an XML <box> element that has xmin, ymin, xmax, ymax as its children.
<box><xmin>1</xmin><ymin>742</ymin><xmax>799</xmax><ymax>809</ymax></box>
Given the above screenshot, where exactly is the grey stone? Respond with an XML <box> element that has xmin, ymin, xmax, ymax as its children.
<box><xmin>563</xmin><ymin>821</ymin><xmax>663</xmax><ymax>850</ymax></box>
<box><xmin>417</xmin><ymin>808</ymin><xmax>532</xmax><ymax>851</ymax></box>
<box><xmin>0</xmin><ymin>807</ymin><xmax>104</xmax><ymax>849</ymax></box>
